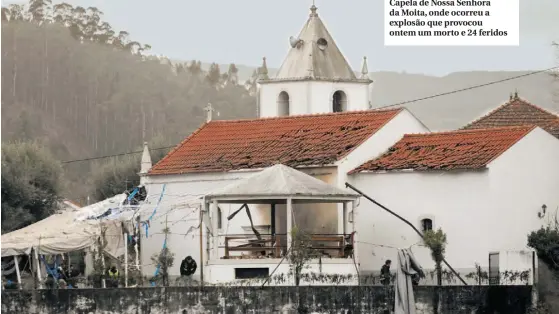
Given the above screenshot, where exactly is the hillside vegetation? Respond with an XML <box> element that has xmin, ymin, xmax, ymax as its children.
<box><xmin>1</xmin><ymin>1</ymin><xmax>256</xmax><ymax>202</ymax></box>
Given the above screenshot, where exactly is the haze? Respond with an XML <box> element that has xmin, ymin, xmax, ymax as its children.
<box><xmin>5</xmin><ymin>0</ymin><xmax>558</xmax><ymax>75</ymax></box>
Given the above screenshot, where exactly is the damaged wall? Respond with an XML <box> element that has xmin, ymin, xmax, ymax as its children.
<box><xmin>2</xmin><ymin>285</ymin><xmax>532</xmax><ymax>314</ymax></box>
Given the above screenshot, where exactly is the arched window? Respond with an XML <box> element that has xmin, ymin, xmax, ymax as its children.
<box><xmin>332</xmin><ymin>90</ymin><xmax>347</xmax><ymax>112</ymax></box>
<box><xmin>421</xmin><ymin>218</ymin><xmax>433</xmax><ymax>233</ymax></box>
<box><xmin>277</xmin><ymin>91</ymin><xmax>290</xmax><ymax>116</ymax></box>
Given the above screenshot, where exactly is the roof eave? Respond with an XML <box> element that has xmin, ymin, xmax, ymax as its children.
<box><xmin>349</xmin><ymin>167</ymin><xmax>490</xmax><ymax>175</ymax></box>
<box><xmin>147</xmin><ymin>163</ymin><xmax>339</xmax><ymax>177</ymax></box>
<box><xmin>259</xmin><ymin>77</ymin><xmax>373</xmax><ymax>84</ymax></box>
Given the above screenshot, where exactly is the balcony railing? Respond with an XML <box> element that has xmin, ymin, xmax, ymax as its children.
<box><xmin>218</xmin><ymin>233</ymin><xmax>354</xmax><ymax>260</ymax></box>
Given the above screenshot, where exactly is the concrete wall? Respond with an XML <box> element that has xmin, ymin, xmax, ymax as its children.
<box><xmin>1</xmin><ymin>285</ymin><xmax>533</xmax><ymax>314</ymax></box>
<box><xmin>207</xmin><ymin>259</ymin><xmax>358</xmax><ymax>286</ymax></box>
<box><xmin>348</xmin><ymin>127</ymin><xmax>559</xmax><ymax>284</ymax></box>
<box><xmin>259</xmin><ymin>80</ymin><xmax>371</xmax><ymax>117</ymax></box>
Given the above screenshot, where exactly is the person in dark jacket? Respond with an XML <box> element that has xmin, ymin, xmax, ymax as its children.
<box><xmin>380</xmin><ymin>260</ymin><xmax>391</xmax><ymax>285</ymax></box>
<box><xmin>180</xmin><ymin>256</ymin><xmax>197</xmax><ymax>277</ymax></box>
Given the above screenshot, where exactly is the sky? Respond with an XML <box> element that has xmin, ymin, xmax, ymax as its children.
<box><xmin>4</xmin><ymin>0</ymin><xmax>559</xmax><ymax>76</ymax></box>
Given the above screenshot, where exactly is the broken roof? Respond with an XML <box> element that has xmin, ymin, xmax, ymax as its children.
<box><xmin>462</xmin><ymin>96</ymin><xmax>559</xmax><ymax>139</ymax></box>
<box><xmin>267</xmin><ymin>5</ymin><xmax>368</xmax><ymax>83</ymax></box>
<box><xmin>206</xmin><ymin>164</ymin><xmax>358</xmax><ymax>202</ymax></box>
<box><xmin>350</xmin><ymin>126</ymin><xmax>536</xmax><ymax>173</ymax></box>
<box><xmin>148</xmin><ymin>109</ymin><xmax>403</xmax><ymax>175</ymax></box>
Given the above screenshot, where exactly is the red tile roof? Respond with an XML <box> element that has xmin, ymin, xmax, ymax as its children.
<box><xmin>462</xmin><ymin>97</ymin><xmax>559</xmax><ymax>138</ymax></box>
<box><xmin>149</xmin><ymin>109</ymin><xmax>403</xmax><ymax>175</ymax></box>
<box><xmin>349</xmin><ymin>126</ymin><xmax>535</xmax><ymax>173</ymax></box>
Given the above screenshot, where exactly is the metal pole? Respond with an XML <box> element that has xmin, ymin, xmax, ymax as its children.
<box><xmin>345</xmin><ymin>182</ymin><xmax>468</xmax><ymax>285</ymax></box>
<box><xmin>199</xmin><ymin>203</ymin><xmax>204</xmax><ymax>286</ymax></box>
<box><xmin>14</xmin><ymin>256</ymin><xmax>22</xmax><ymax>289</ymax></box>
<box><xmin>35</xmin><ymin>238</ymin><xmax>43</xmax><ymax>287</ymax></box>
<box><xmin>124</xmin><ymin>233</ymin><xmax>129</xmax><ymax>287</ymax></box>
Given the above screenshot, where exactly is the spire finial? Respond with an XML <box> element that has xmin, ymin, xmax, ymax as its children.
<box><xmin>310</xmin><ymin>1</ymin><xmax>318</xmax><ymax>16</ymax></box>
<box><xmin>361</xmin><ymin>56</ymin><xmax>369</xmax><ymax>79</ymax></box>
<box><xmin>514</xmin><ymin>89</ymin><xmax>519</xmax><ymax>99</ymax></box>
<box><xmin>258</xmin><ymin>57</ymin><xmax>269</xmax><ymax>80</ymax></box>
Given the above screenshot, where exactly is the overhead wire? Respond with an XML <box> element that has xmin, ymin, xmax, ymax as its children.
<box><xmin>58</xmin><ymin>66</ymin><xmax>558</xmax><ymax>165</ymax></box>
<box><xmin>375</xmin><ymin>66</ymin><xmax>558</xmax><ymax>110</ymax></box>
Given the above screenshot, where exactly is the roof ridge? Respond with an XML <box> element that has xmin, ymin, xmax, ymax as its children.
<box><xmin>404</xmin><ymin>125</ymin><xmax>536</xmax><ymax>138</ymax></box>
<box><xmin>462</xmin><ymin>97</ymin><xmax>559</xmax><ymax>130</ymax></box>
<box><xmin>514</xmin><ymin>96</ymin><xmax>559</xmax><ymax>118</ymax></box>
<box><xmin>209</xmin><ymin>108</ymin><xmax>403</xmax><ymax>124</ymax></box>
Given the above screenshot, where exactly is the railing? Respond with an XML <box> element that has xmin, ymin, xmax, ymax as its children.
<box><xmin>219</xmin><ymin>233</ymin><xmax>354</xmax><ymax>259</ymax></box>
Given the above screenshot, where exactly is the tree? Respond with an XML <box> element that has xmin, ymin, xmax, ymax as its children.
<box><xmin>423</xmin><ymin>228</ymin><xmax>447</xmax><ymax>286</ymax></box>
<box><xmin>1</xmin><ymin>141</ymin><xmax>63</xmax><ymax>233</ymax></box>
<box><xmin>206</xmin><ymin>63</ymin><xmax>221</xmax><ymax>87</ymax></box>
<box><xmin>528</xmin><ymin>205</ymin><xmax>559</xmax><ymax>268</ymax></box>
<box><xmin>91</xmin><ymin>135</ymin><xmax>171</xmax><ymax>201</ymax></box>
<box><xmin>288</xmin><ymin>227</ymin><xmax>317</xmax><ymax>286</ymax></box>
<box><xmin>1</xmin><ymin>0</ymin><xmax>256</xmax><ymax>204</ymax></box>
<box><xmin>150</xmin><ymin>225</ymin><xmax>174</xmax><ymax>286</ymax></box>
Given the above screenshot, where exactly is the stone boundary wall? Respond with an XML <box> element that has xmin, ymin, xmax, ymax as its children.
<box><xmin>1</xmin><ymin>285</ymin><xmax>532</xmax><ymax>314</ymax></box>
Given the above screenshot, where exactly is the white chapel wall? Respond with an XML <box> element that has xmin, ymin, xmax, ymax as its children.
<box><xmin>485</xmin><ymin>127</ymin><xmax>559</xmax><ymax>253</ymax></box>
<box><xmin>258</xmin><ymin>81</ymin><xmax>371</xmax><ymax>117</ymax></box>
<box><xmin>347</xmin><ymin>127</ymin><xmax>559</xmax><ymax>285</ymax></box>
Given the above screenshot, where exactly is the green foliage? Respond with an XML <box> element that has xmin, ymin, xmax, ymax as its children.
<box><xmin>423</xmin><ymin>228</ymin><xmax>447</xmax><ymax>286</ymax></box>
<box><xmin>528</xmin><ymin>206</ymin><xmax>559</xmax><ymax>269</ymax></box>
<box><xmin>92</xmin><ymin>157</ymin><xmax>140</xmax><ymax>201</ymax></box>
<box><xmin>91</xmin><ymin>135</ymin><xmax>171</xmax><ymax>201</ymax></box>
<box><xmin>1</xmin><ymin>141</ymin><xmax>63</xmax><ymax>233</ymax></box>
<box><xmin>1</xmin><ymin>0</ymin><xmax>256</xmax><ymax>203</ymax></box>
<box><xmin>423</xmin><ymin>228</ymin><xmax>447</xmax><ymax>264</ymax></box>
<box><xmin>150</xmin><ymin>247</ymin><xmax>175</xmax><ymax>287</ymax></box>
<box><xmin>528</xmin><ymin>228</ymin><xmax>559</xmax><ymax>268</ymax></box>
<box><xmin>288</xmin><ymin>227</ymin><xmax>318</xmax><ymax>286</ymax></box>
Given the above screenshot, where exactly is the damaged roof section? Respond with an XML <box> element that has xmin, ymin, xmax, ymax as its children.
<box><xmin>148</xmin><ymin>109</ymin><xmax>402</xmax><ymax>175</ymax></box>
<box><xmin>462</xmin><ymin>96</ymin><xmax>559</xmax><ymax>139</ymax></box>
<box><xmin>350</xmin><ymin>125</ymin><xmax>536</xmax><ymax>173</ymax></box>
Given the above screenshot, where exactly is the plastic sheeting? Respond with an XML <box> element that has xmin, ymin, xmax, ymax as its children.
<box><xmin>1</xmin><ymin>194</ymin><xmax>132</xmax><ymax>257</ymax></box>
<box><xmin>394</xmin><ymin>248</ymin><xmax>425</xmax><ymax>314</ymax></box>
<box><xmin>206</xmin><ymin>164</ymin><xmax>358</xmax><ymax>199</ymax></box>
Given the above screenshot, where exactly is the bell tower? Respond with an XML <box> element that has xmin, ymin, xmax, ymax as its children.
<box><xmin>257</xmin><ymin>4</ymin><xmax>373</xmax><ymax>118</ymax></box>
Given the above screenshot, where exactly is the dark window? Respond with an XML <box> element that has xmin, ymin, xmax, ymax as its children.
<box><xmin>277</xmin><ymin>91</ymin><xmax>290</xmax><ymax>116</ymax></box>
<box><xmin>332</xmin><ymin>91</ymin><xmax>347</xmax><ymax>112</ymax></box>
<box><xmin>235</xmin><ymin>268</ymin><xmax>269</xmax><ymax>279</ymax></box>
<box><xmin>421</xmin><ymin>218</ymin><xmax>433</xmax><ymax>232</ymax></box>
<box><xmin>489</xmin><ymin>253</ymin><xmax>500</xmax><ymax>285</ymax></box>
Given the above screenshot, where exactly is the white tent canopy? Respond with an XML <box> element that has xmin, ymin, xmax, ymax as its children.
<box><xmin>205</xmin><ymin>164</ymin><xmax>359</xmax><ymax>203</ymax></box>
<box><xmin>1</xmin><ymin>194</ymin><xmax>129</xmax><ymax>257</ymax></box>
